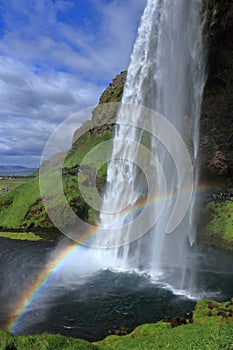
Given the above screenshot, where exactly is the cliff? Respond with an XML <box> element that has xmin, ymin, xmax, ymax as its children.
<box><xmin>199</xmin><ymin>0</ymin><xmax>233</xmax><ymax>182</ymax></box>
<box><xmin>72</xmin><ymin>71</ymin><xmax>126</xmax><ymax>145</ymax></box>
<box><xmin>0</xmin><ymin>1</ymin><xmax>232</xmax><ymax>246</ymax></box>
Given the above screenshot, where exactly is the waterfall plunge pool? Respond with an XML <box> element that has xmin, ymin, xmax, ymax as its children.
<box><xmin>0</xmin><ymin>236</ymin><xmax>233</xmax><ymax>341</ymax></box>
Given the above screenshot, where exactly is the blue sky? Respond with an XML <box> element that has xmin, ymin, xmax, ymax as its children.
<box><xmin>0</xmin><ymin>0</ymin><xmax>146</xmax><ymax>167</ymax></box>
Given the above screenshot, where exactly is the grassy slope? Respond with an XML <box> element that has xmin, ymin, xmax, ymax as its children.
<box><xmin>0</xmin><ymin>299</ymin><xmax>233</xmax><ymax>350</ymax></box>
<box><xmin>200</xmin><ymin>199</ymin><xmax>233</xmax><ymax>251</ymax></box>
<box><xmin>64</xmin><ymin>130</ymin><xmax>113</xmax><ymax>168</ymax></box>
<box><xmin>0</xmin><ymin>177</ymin><xmax>41</xmax><ymax>228</ymax></box>
<box><xmin>97</xmin><ymin>321</ymin><xmax>233</xmax><ymax>350</ymax></box>
<box><xmin>0</xmin><ymin>177</ymin><xmax>34</xmax><ymax>195</ymax></box>
<box><xmin>0</xmin><ymin>130</ymin><xmax>112</xmax><ymax>229</ymax></box>
<box><xmin>1</xmin><ymin>127</ymin><xmax>233</xmax><ymax>253</ymax></box>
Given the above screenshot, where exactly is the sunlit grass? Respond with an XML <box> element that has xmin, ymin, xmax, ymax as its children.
<box><xmin>0</xmin><ymin>177</ymin><xmax>34</xmax><ymax>195</ymax></box>
<box><xmin>0</xmin><ymin>177</ymin><xmax>41</xmax><ymax>228</ymax></box>
<box><xmin>0</xmin><ymin>231</ymin><xmax>41</xmax><ymax>241</ymax></box>
<box><xmin>203</xmin><ymin>200</ymin><xmax>233</xmax><ymax>251</ymax></box>
<box><xmin>0</xmin><ymin>131</ymin><xmax>112</xmax><ymax>229</ymax></box>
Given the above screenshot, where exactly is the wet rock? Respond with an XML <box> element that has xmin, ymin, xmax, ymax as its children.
<box><xmin>217</xmin><ymin>311</ymin><xmax>228</xmax><ymax>318</ymax></box>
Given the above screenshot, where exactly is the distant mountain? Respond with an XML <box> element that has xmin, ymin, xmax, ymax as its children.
<box><xmin>0</xmin><ymin>165</ymin><xmax>37</xmax><ymax>176</ymax></box>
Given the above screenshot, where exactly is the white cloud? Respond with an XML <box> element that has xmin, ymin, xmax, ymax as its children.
<box><xmin>0</xmin><ymin>56</ymin><xmax>104</xmax><ymax>119</ymax></box>
<box><xmin>0</xmin><ymin>0</ymin><xmax>146</xmax><ymax>79</ymax></box>
<box><xmin>0</xmin><ymin>56</ymin><xmax>104</xmax><ymax>166</ymax></box>
<box><xmin>0</xmin><ymin>0</ymin><xmax>147</xmax><ymax>167</ymax></box>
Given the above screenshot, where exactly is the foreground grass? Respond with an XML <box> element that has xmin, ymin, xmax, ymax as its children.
<box><xmin>0</xmin><ymin>231</ymin><xmax>41</xmax><ymax>241</ymax></box>
<box><xmin>97</xmin><ymin>321</ymin><xmax>233</xmax><ymax>350</ymax></box>
<box><xmin>0</xmin><ymin>299</ymin><xmax>233</xmax><ymax>350</ymax></box>
<box><xmin>0</xmin><ymin>330</ymin><xmax>98</xmax><ymax>350</ymax></box>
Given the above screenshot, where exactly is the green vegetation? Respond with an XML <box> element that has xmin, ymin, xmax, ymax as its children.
<box><xmin>0</xmin><ymin>299</ymin><xmax>233</xmax><ymax>349</ymax></box>
<box><xmin>0</xmin><ymin>176</ymin><xmax>35</xmax><ymax>195</ymax></box>
<box><xmin>0</xmin><ymin>47</ymin><xmax>232</xmax><ymax>249</ymax></box>
<box><xmin>201</xmin><ymin>199</ymin><xmax>233</xmax><ymax>251</ymax></box>
<box><xmin>65</xmin><ymin>130</ymin><xmax>113</xmax><ymax>168</ymax></box>
<box><xmin>0</xmin><ymin>329</ymin><xmax>98</xmax><ymax>350</ymax></box>
<box><xmin>0</xmin><ymin>129</ymin><xmax>113</xmax><ymax>230</ymax></box>
<box><xmin>0</xmin><ymin>177</ymin><xmax>42</xmax><ymax>228</ymax></box>
<box><xmin>97</xmin><ymin>321</ymin><xmax>233</xmax><ymax>350</ymax></box>
<box><xmin>98</xmin><ymin>72</ymin><xmax>125</xmax><ymax>105</ymax></box>
<box><xmin>99</xmin><ymin>84</ymin><xmax>124</xmax><ymax>103</ymax></box>
<box><xmin>96</xmin><ymin>298</ymin><xmax>233</xmax><ymax>349</ymax></box>
<box><xmin>0</xmin><ymin>231</ymin><xmax>41</xmax><ymax>241</ymax></box>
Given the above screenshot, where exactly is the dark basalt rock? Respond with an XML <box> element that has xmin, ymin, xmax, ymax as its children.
<box><xmin>199</xmin><ymin>0</ymin><xmax>233</xmax><ymax>182</ymax></box>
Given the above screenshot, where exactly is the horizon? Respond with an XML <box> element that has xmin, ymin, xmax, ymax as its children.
<box><xmin>0</xmin><ymin>164</ymin><xmax>36</xmax><ymax>168</ymax></box>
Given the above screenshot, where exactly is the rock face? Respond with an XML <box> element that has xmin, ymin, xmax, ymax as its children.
<box><xmin>199</xmin><ymin>0</ymin><xmax>233</xmax><ymax>182</ymax></box>
<box><xmin>88</xmin><ymin>2</ymin><xmax>233</xmax><ymax>184</ymax></box>
<box><xmin>1</xmin><ymin>1</ymin><xmax>232</xmax><ymax>234</ymax></box>
<box><xmin>72</xmin><ymin>71</ymin><xmax>126</xmax><ymax>145</ymax></box>
<box><xmin>98</xmin><ymin>71</ymin><xmax>127</xmax><ymax>104</ymax></box>
<box><xmin>83</xmin><ymin>0</ymin><xmax>233</xmax><ymax>184</ymax></box>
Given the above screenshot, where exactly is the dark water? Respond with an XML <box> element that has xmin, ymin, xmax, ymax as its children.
<box><xmin>0</xmin><ymin>237</ymin><xmax>233</xmax><ymax>341</ymax></box>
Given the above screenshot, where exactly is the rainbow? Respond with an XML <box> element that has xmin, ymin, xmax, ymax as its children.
<box><xmin>5</xmin><ymin>194</ymin><xmax>154</xmax><ymax>333</ymax></box>
<box><xmin>6</xmin><ymin>182</ymin><xmax>214</xmax><ymax>333</ymax></box>
<box><xmin>7</xmin><ymin>243</ymin><xmax>80</xmax><ymax>333</ymax></box>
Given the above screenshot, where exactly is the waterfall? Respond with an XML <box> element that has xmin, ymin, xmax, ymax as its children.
<box><xmin>98</xmin><ymin>0</ymin><xmax>206</xmax><ymax>292</ymax></box>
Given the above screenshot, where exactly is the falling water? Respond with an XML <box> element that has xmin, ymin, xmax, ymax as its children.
<box><xmin>99</xmin><ymin>0</ymin><xmax>206</xmax><ymax>293</ymax></box>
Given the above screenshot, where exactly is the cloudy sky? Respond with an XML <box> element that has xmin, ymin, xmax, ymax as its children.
<box><xmin>0</xmin><ymin>0</ymin><xmax>146</xmax><ymax>167</ymax></box>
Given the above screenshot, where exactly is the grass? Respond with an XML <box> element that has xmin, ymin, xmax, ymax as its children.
<box><xmin>201</xmin><ymin>199</ymin><xmax>233</xmax><ymax>251</ymax></box>
<box><xmin>0</xmin><ymin>177</ymin><xmax>41</xmax><ymax>228</ymax></box>
<box><xmin>99</xmin><ymin>84</ymin><xmax>124</xmax><ymax>103</ymax></box>
<box><xmin>0</xmin><ymin>329</ymin><xmax>98</xmax><ymax>350</ymax></box>
<box><xmin>0</xmin><ymin>130</ymin><xmax>112</xmax><ymax>229</ymax></box>
<box><xmin>0</xmin><ymin>177</ymin><xmax>35</xmax><ymax>195</ymax></box>
<box><xmin>96</xmin><ymin>321</ymin><xmax>233</xmax><ymax>350</ymax></box>
<box><xmin>0</xmin><ymin>231</ymin><xmax>41</xmax><ymax>241</ymax></box>
<box><xmin>1</xmin><ymin>115</ymin><xmax>232</xmax><ymax>254</ymax></box>
<box><xmin>0</xmin><ymin>299</ymin><xmax>233</xmax><ymax>349</ymax></box>
<box><xmin>96</xmin><ymin>298</ymin><xmax>233</xmax><ymax>349</ymax></box>
<box><xmin>64</xmin><ymin>130</ymin><xmax>113</xmax><ymax>168</ymax></box>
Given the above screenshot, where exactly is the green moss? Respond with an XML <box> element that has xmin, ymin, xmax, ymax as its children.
<box><xmin>201</xmin><ymin>200</ymin><xmax>233</xmax><ymax>251</ymax></box>
<box><xmin>193</xmin><ymin>299</ymin><xmax>220</xmax><ymax>322</ymax></box>
<box><xmin>97</xmin><ymin>162</ymin><xmax>108</xmax><ymax>180</ymax></box>
<box><xmin>0</xmin><ymin>231</ymin><xmax>41</xmax><ymax>241</ymax></box>
<box><xmin>87</xmin><ymin>207</ymin><xmax>99</xmax><ymax>225</ymax></box>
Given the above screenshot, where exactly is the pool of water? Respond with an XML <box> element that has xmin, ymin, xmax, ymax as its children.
<box><xmin>0</xmin><ymin>237</ymin><xmax>232</xmax><ymax>341</ymax></box>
